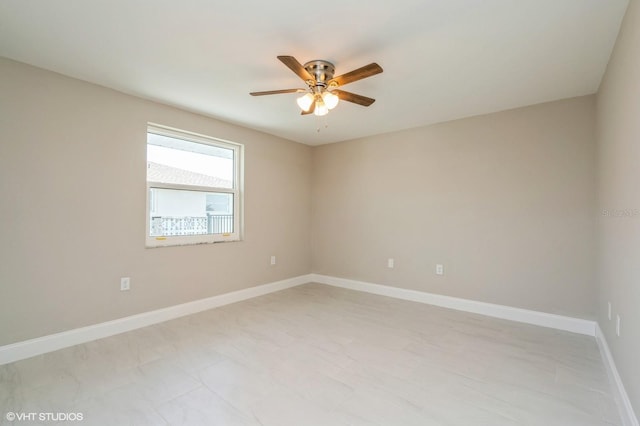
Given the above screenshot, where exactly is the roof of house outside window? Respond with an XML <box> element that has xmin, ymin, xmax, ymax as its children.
<box><xmin>147</xmin><ymin>162</ymin><xmax>232</xmax><ymax>188</ymax></box>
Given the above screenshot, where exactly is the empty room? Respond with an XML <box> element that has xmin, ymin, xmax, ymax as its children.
<box><xmin>0</xmin><ymin>0</ymin><xmax>638</xmax><ymax>425</ymax></box>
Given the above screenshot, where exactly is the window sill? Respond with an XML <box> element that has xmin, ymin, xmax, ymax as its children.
<box><xmin>145</xmin><ymin>236</ymin><xmax>242</xmax><ymax>248</ymax></box>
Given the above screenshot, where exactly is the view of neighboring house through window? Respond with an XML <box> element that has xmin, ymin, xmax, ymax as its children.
<box><xmin>146</xmin><ymin>124</ymin><xmax>242</xmax><ymax>247</ymax></box>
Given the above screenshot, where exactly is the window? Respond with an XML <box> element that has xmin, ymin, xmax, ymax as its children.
<box><xmin>146</xmin><ymin>124</ymin><xmax>243</xmax><ymax>247</ymax></box>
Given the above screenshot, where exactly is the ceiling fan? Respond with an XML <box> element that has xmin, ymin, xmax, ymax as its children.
<box><xmin>250</xmin><ymin>56</ymin><xmax>383</xmax><ymax>116</ymax></box>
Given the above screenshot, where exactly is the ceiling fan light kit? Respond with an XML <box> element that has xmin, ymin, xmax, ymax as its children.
<box><xmin>297</xmin><ymin>92</ymin><xmax>338</xmax><ymax>116</ymax></box>
<box><xmin>250</xmin><ymin>56</ymin><xmax>383</xmax><ymax>117</ymax></box>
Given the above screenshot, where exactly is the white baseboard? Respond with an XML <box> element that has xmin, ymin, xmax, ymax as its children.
<box><xmin>596</xmin><ymin>323</ymin><xmax>639</xmax><ymax>426</ymax></box>
<box><xmin>310</xmin><ymin>274</ymin><xmax>596</xmax><ymax>336</ymax></box>
<box><xmin>0</xmin><ymin>274</ymin><xmax>312</xmax><ymax>366</ymax></box>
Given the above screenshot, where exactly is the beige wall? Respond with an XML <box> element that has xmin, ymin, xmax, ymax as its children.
<box><xmin>596</xmin><ymin>0</ymin><xmax>640</xmax><ymax>415</ymax></box>
<box><xmin>0</xmin><ymin>58</ymin><xmax>312</xmax><ymax>346</ymax></box>
<box><xmin>312</xmin><ymin>96</ymin><xmax>597</xmax><ymax>319</ymax></box>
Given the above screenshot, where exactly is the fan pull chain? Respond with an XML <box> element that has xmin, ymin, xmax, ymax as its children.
<box><xmin>316</xmin><ymin>116</ymin><xmax>329</xmax><ymax>133</ymax></box>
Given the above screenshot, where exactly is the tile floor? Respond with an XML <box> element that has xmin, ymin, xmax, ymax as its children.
<box><xmin>0</xmin><ymin>283</ymin><xmax>621</xmax><ymax>425</ymax></box>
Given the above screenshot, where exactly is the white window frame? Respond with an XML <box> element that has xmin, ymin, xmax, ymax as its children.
<box><xmin>146</xmin><ymin>124</ymin><xmax>243</xmax><ymax>248</ymax></box>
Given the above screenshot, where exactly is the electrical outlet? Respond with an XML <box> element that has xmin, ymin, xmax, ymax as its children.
<box><xmin>270</xmin><ymin>255</ymin><xmax>276</xmax><ymax>266</ymax></box>
<box><xmin>616</xmin><ymin>315</ymin><xmax>621</xmax><ymax>337</ymax></box>
<box><xmin>387</xmin><ymin>258</ymin><xmax>394</xmax><ymax>269</ymax></box>
<box><xmin>436</xmin><ymin>264</ymin><xmax>444</xmax><ymax>275</ymax></box>
<box><xmin>120</xmin><ymin>277</ymin><xmax>131</xmax><ymax>291</ymax></box>
<box><xmin>608</xmin><ymin>302</ymin><xmax>611</xmax><ymax>320</ymax></box>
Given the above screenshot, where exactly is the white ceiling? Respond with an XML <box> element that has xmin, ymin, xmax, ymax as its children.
<box><xmin>0</xmin><ymin>0</ymin><xmax>628</xmax><ymax>145</ymax></box>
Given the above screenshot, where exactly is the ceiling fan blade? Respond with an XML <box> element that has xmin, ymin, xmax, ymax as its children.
<box><xmin>329</xmin><ymin>63</ymin><xmax>383</xmax><ymax>87</ymax></box>
<box><xmin>301</xmin><ymin>100</ymin><xmax>316</xmax><ymax>115</ymax></box>
<box><xmin>333</xmin><ymin>89</ymin><xmax>376</xmax><ymax>106</ymax></box>
<box><xmin>250</xmin><ymin>89</ymin><xmax>304</xmax><ymax>96</ymax></box>
<box><xmin>278</xmin><ymin>56</ymin><xmax>314</xmax><ymax>83</ymax></box>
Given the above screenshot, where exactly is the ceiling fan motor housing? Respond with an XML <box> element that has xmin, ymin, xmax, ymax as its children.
<box><xmin>304</xmin><ymin>60</ymin><xmax>335</xmax><ymax>89</ymax></box>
